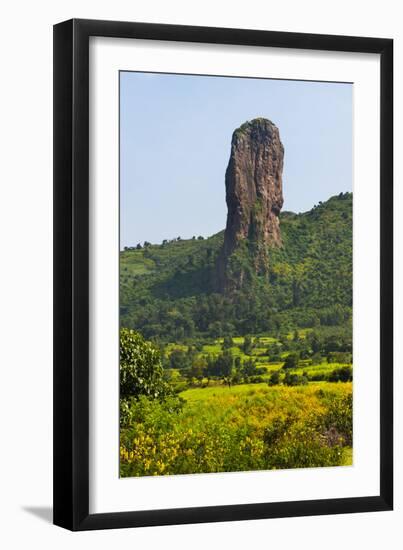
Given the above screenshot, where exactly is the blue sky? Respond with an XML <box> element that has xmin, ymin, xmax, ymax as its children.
<box><xmin>120</xmin><ymin>72</ymin><xmax>352</xmax><ymax>247</ymax></box>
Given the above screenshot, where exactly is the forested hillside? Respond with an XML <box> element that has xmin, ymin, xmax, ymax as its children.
<box><xmin>120</xmin><ymin>192</ymin><xmax>352</xmax><ymax>342</ymax></box>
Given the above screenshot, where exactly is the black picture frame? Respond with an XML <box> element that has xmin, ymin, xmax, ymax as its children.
<box><xmin>53</xmin><ymin>18</ymin><xmax>393</xmax><ymax>531</ymax></box>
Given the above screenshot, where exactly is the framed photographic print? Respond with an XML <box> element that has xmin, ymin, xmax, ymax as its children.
<box><xmin>53</xmin><ymin>19</ymin><xmax>393</xmax><ymax>530</ymax></box>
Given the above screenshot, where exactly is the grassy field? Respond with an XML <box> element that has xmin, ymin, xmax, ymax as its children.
<box><xmin>166</xmin><ymin>334</ymin><xmax>284</xmax><ymax>364</ymax></box>
<box><xmin>120</xmin><ymin>381</ymin><xmax>352</xmax><ymax>477</ymax></box>
<box><xmin>179</xmin><ymin>381</ymin><xmax>349</xmax><ymax>401</ymax></box>
<box><xmin>120</xmin><ymin>250</ymin><xmax>156</xmax><ymax>277</ymax></box>
<box><xmin>165</xmin><ymin>333</ymin><xmax>350</xmax><ymax>382</ymax></box>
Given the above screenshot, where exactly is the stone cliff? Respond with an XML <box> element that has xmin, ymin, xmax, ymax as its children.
<box><xmin>217</xmin><ymin>118</ymin><xmax>284</xmax><ymax>291</ymax></box>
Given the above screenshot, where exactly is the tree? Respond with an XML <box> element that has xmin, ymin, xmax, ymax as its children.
<box><xmin>163</xmin><ymin>369</ymin><xmax>181</xmax><ymax>384</ymax></box>
<box><xmin>205</xmin><ymin>355</ymin><xmax>217</xmax><ymax>383</ymax></box>
<box><xmin>194</xmin><ymin>341</ymin><xmax>204</xmax><ymax>352</ymax></box>
<box><xmin>283</xmin><ymin>372</ymin><xmax>305</xmax><ymax>386</ymax></box>
<box><xmin>188</xmin><ymin>356</ymin><xmax>207</xmax><ymax>383</ymax></box>
<box><xmin>208</xmin><ymin>321</ymin><xmax>222</xmax><ymax>338</ymax></box>
<box><xmin>328</xmin><ymin>366</ymin><xmax>352</xmax><ymax>382</ymax></box>
<box><xmin>279</xmin><ymin>334</ymin><xmax>291</xmax><ymax>351</ymax></box>
<box><xmin>267</xmin><ymin>342</ymin><xmax>282</xmax><ymax>362</ymax></box>
<box><xmin>268</xmin><ymin>370</ymin><xmax>280</xmax><ymax>386</ymax></box>
<box><xmin>241</xmin><ymin>358</ymin><xmax>259</xmax><ymax>377</ymax></box>
<box><xmin>327</xmin><ymin>351</ymin><xmax>351</xmax><ymax>364</ymax></box>
<box><xmin>169</xmin><ymin>349</ymin><xmax>191</xmax><ymax>371</ymax></box>
<box><xmin>311</xmin><ymin>352</ymin><xmax>323</xmax><ymax>365</ymax></box>
<box><xmin>120</xmin><ymin>328</ymin><xmax>170</xmax><ymax>399</ymax></box>
<box><xmin>282</xmin><ymin>353</ymin><xmax>299</xmax><ymax>369</ymax></box>
<box><xmin>308</xmin><ymin>332</ymin><xmax>321</xmax><ymax>353</ymax></box>
<box><xmin>242</xmin><ymin>335</ymin><xmax>253</xmax><ymax>354</ymax></box>
<box><xmin>222</xmin><ymin>335</ymin><xmax>233</xmax><ymax>350</ymax></box>
<box><xmin>209</xmin><ymin>350</ymin><xmax>235</xmax><ymax>387</ymax></box>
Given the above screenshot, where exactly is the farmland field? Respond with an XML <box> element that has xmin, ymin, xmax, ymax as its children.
<box><xmin>120</xmin><ymin>323</ymin><xmax>353</xmax><ymax>477</ymax></box>
<box><xmin>120</xmin><ymin>380</ymin><xmax>352</xmax><ymax>477</ymax></box>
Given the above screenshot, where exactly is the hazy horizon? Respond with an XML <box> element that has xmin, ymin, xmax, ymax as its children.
<box><xmin>120</xmin><ymin>72</ymin><xmax>352</xmax><ymax>248</ymax></box>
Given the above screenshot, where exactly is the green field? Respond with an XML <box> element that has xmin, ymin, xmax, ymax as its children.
<box><xmin>179</xmin><ymin>381</ymin><xmax>344</xmax><ymax>401</ymax></box>
<box><xmin>120</xmin><ymin>381</ymin><xmax>352</xmax><ymax>477</ymax></box>
<box><xmin>163</xmin><ymin>332</ymin><xmax>351</xmax><ymax>384</ymax></box>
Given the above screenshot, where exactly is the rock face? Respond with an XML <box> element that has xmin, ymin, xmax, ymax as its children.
<box><xmin>218</xmin><ymin>118</ymin><xmax>284</xmax><ymax>291</ymax></box>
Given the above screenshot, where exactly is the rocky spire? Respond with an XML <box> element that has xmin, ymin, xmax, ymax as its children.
<box><xmin>217</xmin><ymin>118</ymin><xmax>284</xmax><ymax>291</ymax></box>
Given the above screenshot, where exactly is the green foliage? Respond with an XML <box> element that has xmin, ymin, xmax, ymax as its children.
<box><xmin>319</xmin><ymin>389</ymin><xmax>353</xmax><ymax>445</ymax></box>
<box><xmin>120</xmin><ymin>383</ymin><xmax>352</xmax><ymax>476</ymax></box>
<box><xmin>283</xmin><ymin>353</ymin><xmax>300</xmax><ymax>369</ymax></box>
<box><xmin>268</xmin><ymin>370</ymin><xmax>281</xmax><ymax>386</ymax></box>
<box><xmin>242</xmin><ymin>335</ymin><xmax>253</xmax><ymax>354</ymax></box>
<box><xmin>157</xmin><ymin>326</ymin><xmax>352</xmax><ymax>390</ymax></box>
<box><xmin>283</xmin><ymin>371</ymin><xmax>308</xmax><ymax>386</ymax></box>
<box><xmin>328</xmin><ymin>366</ymin><xmax>353</xmax><ymax>382</ymax></box>
<box><xmin>311</xmin><ymin>352</ymin><xmax>323</xmax><ymax>365</ymax></box>
<box><xmin>120</xmin><ymin>328</ymin><xmax>171</xmax><ymax>400</ymax></box>
<box><xmin>222</xmin><ymin>335</ymin><xmax>234</xmax><ymax>350</ymax></box>
<box><xmin>120</xmin><ymin>193</ymin><xmax>352</xmax><ymax>342</ymax></box>
<box><xmin>168</xmin><ymin>348</ymin><xmax>193</xmax><ymax>371</ymax></box>
<box><xmin>241</xmin><ymin>358</ymin><xmax>259</xmax><ymax>377</ymax></box>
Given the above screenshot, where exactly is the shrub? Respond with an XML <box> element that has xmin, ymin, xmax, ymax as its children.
<box><xmin>120</xmin><ymin>328</ymin><xmax>171</xmax><ymax>400</ymax></box>
<box><xmin>249</xmin><ymin>375</ymin><xmax>264</xmax><ymax>384</ymax></box>
<box><xmin>268</xmin><ymin>370</ymin><xmax>281</xmax><ymax>386</ymax></box>
<box><xmin>222</xmin><ymin>336</ymin><xmax>234</xmax><ymax>349</ymax></box>
<box><xmin>282</xmin><ymin>353</ymin><xmax>300</xmax><ymax>369</ymax></box>
<box><xmin>310</xmin><ymin>373</ymin><xmax>326</xmax><ymax>381</ymax></box>
<box><xmin>311</xmin><ymin>352</ymin><xmax>323</xmax><ymax>365</ymax></box>
<box><xmin>321</xmin><ymin>391</ymin><xmax>353</xmax><ymax>445</ymax></box>
<box><xmin>284</xmin><ymin>372</ymin><xmax>307</xmax><ymax>386</ymax></box>
<box><xmin>328</xmin><ymin>366</ymin><xmax>353</xmax><ymax>382</ymax></box>
<box><xmin>263</xmin><ymin>415</ymin><xmax>342</xmax><ymax>469</ymax></box>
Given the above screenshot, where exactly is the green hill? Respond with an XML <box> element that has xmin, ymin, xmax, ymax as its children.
<box><xmin>120</xmin><ymin>192</ymin><xmax>352</xmax><ymax>341</ymax></box>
